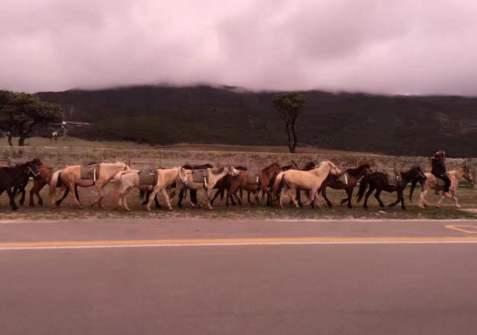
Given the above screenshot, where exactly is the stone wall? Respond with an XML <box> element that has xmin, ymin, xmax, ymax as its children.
<box><xmin>1</xmin><ymin>146</ymin><xmax>475</xmax><ymax>178</ymax></box>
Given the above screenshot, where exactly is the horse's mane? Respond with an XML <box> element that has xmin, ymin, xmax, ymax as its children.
<box><xmin>234</xmin><ymin>166</ymin><xmax>248</xmax><ymax>171</ymax></box>
<box><xmin>346</xmin><ymin>164</ymin><xmax>370</xmax><ymax>175</ymax></box>
<box><xmin>31</xmin><ymin>158</ymin><xmax>43</xmax><ymax>166</ymax></box>
<box><xmin>263</xmin><ymin>162</ymin><xmax>280</xmax><ymax>170</ymax></box>
<box><xmin>183</xmin><ymin>163</ymin><xmax>213</xmax><ymax>170</ymax></box>
<box><xmin>302</xmin><ymin>162</ymin><xmax>316</xmax><ymax>171</ymax></box>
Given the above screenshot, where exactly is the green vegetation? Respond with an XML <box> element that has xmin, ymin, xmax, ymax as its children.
<box><xmin>0</xmin><ymin>91</ymin><xmax>63</xmax><ymax>146</ymax></box>
<box><xmin>37</xmin><ymin>85</ymin><xmax>477</xmax><ymax>157</ymax></box>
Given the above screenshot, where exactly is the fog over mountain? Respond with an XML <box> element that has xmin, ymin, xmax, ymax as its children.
<box><xmin>2</xmin><ymin>0</ymin><xmax>477</xmax><ymax>95</ymax></box>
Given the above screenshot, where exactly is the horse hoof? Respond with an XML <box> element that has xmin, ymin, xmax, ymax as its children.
<box><xmin>146</xmin><ymin>207</ymin><xmax>151</xmax><ymax>212</ymax></box>
<box><xmin>168</xmin><ymin>208</ymin><xmax>174</xmax><ymax>211</ymax></box>
<box><xmin>402</xmin><ymin>207</ymin><xmax>407</xmax><ymax>210</ymax></box>
<box><xmin>29</xmin><ymin>204</ymin><xmax>35</xmax><ymax>207</ymax></box>
<box><xmin>456</xmin><ymin>205</ymin><xmax>462</xmax><ymax>208</ymax></box>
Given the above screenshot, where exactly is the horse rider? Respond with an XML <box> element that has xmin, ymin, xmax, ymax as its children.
<box><xmin>431</xmin><ymin>150</ymin><xmax>451</xmax><ymax>198</ymax></box>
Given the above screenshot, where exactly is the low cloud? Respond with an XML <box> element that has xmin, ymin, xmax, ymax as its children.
<box><xmin>1</xmin><ymin>0</ymin><xmax>477</xmax><ymax>95</ymax></box>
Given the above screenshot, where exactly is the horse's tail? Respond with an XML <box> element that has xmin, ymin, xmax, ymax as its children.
<box><xmin>49</xmin><ymin>170</ymin><xmax>61</xmax><ymax>206</ymax></box>
<box><xmin>272</xmin><ymin>172</ymin><xmax>286</xmax><ymax>202</ymax></box>
<box><xmin>139</xmin><ymin>189</ymin><xmax>146</xmax><ymax>199</ymax></box>
<box><xmin>357</xmin><ymin>175</ymin><xmax>370</xmax><ymax>203</ymax></box>
<box><xmin>112</xmin><ymin>172</ymin><xmax>123</xmax><ymax>199</ymax></box>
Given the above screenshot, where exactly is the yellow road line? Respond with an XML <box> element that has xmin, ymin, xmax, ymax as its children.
<box><xmin>3</xmin><ymin>237</ymin><xmax>477</xmax><ymax>250</ymax></box>
<box><xmin>445</xmin><ymin>225</ymin><xmax>477</xmax><ymax>234</ymax></box>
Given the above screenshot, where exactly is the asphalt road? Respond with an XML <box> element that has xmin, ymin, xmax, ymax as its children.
<box><xmin>1</xmin><ymin>219</ymin><xmax>477</xmax><ymax>335</ymax></box>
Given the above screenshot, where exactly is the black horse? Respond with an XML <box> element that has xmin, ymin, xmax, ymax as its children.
<box><xmin>0</xmin><ymin>160</ymin><xmax>39</xmax><ymax>211</ymax></box>
<box><xmin>357</xmin><ymin>167</ymin><xmax>426</xmax><ymax>210</ymax></box>
<box><xmin>320</xmin><ymin>164</ymin><xmax>372</xmax><ymax>208</ymax></box>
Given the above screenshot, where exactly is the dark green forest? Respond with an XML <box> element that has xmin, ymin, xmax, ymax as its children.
<box><xmin>38</xmin><ymin>85</ymin><xmax>477</xmax><ymax>157</ymax></box>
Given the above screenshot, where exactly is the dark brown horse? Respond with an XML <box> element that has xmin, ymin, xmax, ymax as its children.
<box><xmin>320</xmin><ymin>164</ymin><xmax>372</xmax><ymax>208</ymax></box>
<box><xmin>1</xmin><ymin>160</ymin><xmax>39</xmax><ymax>211</ymax></box>
<box><xmin>357</xmin><ymin>167</ymin><xmax>426</xmax><ymax>210</ymax></box>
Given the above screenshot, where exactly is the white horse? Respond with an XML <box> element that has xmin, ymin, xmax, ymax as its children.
<box><xmin>417</xmin><ymin>166</ymin><xmax>474</xmax><ymax>208</ymax></box>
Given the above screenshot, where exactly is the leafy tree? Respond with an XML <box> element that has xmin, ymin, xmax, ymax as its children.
<box><xmin>272</xmin><ymin>92</ymin><xmax>306</xmax><ymax>153</ymax></box>
<box><xmin>0</xmin><ymin>91</ymin><xmax>64</xmax><ymax>146</ymax></box>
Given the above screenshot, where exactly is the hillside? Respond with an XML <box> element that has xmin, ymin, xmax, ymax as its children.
<box><xmin>38</xmin><ymin>85</ymin><xmax>477</xmax><ymax>157</ymax></box>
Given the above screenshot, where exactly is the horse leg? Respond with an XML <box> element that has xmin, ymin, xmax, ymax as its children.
<box><xmin>36</xmin><ymin>180</ymin><xmax>46</xmax><ymax>207</ymax></box>
<box><xmin>400</xmin><ymin>189</ymin><xmax>407</xmax><ymax>210</ymax></box>
<box><xmin>374</xmin><ymin>189</ymin><xmax>385</xmax><ymax>208</ymax></box>
<box><xmin>55</xmin><ymin>187</ymin><xmax>70</xmax><ymax>207</ymax></box>
<box><xmin>279</xmin><ymin>186</ymin><xmax>286</xmax><ymax>208</ymax></box>
<box><xmin>345</xmin><ymin>188</ymin><xmax>354</xmax><ymax>209</ymax></box>
<box><xmin>452</xmin><ymin>190</ymin><xmax>461</xmax><ymax>208</ymax></box>
<box><xmin>146</xmin><ymin>186</ymin><xmax>161</xmax><ymax>211</ymax></box>
<box><xmin>191</xmin><ymin>190</ymin><xmax>198</xmax><ymax>205</ymax></box>
<box><xmin>287</xmin><ymin>187</ymin><xmax>300</xmax><ymax>208</ymax></box>
<box><xmin>211</xmin><ymin>188</ymin><xmax>222</xmax><ymax>206</ymax></box>
<box><xmin>363</xmin><ymin>186</ymin><xmax>375</xmax><ymax>209</ymax></box>
<box><xmin>6</xmin><ymin>188</ymin><xmax>19</xmax><ymax>211</ymax></box>
<box><xmin>92</xmin><ymin>183</ymin><xmax>106</xmax><ymax>209</ymax></box>
<box><xmin>321</xmin><ymin>186</ymin><xmax>333</xmax><ymax>208</ymax></box>
<box><xmin>68</xmin><ymin>182</ymin><xmax>83</xmax><ymax>209</ymax></box>
<box><xmin>418</xmin><ymin>189</ymin><xmax>428</xmax><ymax>208</ymax></box>
<box><xmin>161</xmin><ymin>188</ymin><xmax>174</xmax><ymax>211</ymax></box>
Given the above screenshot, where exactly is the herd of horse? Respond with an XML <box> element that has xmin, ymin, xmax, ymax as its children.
<box><xmin>0</xmin><ymin>158</ymin><xmax>474</xmax><ymax>212</ymax></box>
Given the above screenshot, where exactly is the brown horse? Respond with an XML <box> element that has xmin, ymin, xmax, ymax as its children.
<box><xmin>49</xmin><ymin>162</ymin><xmax>130</xmax><ymax>208</ymax></box>
<box><xmin>211</xmin><ymin>166</ymin><xmax>261</xmax><ymax>206</ymax></box>
<box><xmin>320</xmin><ymin>164</ymin><xmax>372</xmax><ymax>208</ymax></box>
<box><xmin>260</xmin><ymin>162</ymin><xmax>299</xmax><ymax>206</ymax></box>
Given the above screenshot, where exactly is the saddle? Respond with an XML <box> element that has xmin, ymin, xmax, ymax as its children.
<box><xmin>138</xmin><ymin>169</ymin><xmax>158</xmax><ymax>186</ymax></box>
<box><xmin>192</xmin><ymin>169</ymin><xmax>208</xmax><ymax>184</ymax></box>
<box><xmin>337</xmin><ymin>172</ymin><xmax>348</xmax><ymax>186</ymax></box>
<box><xmin>80</xmin><ymin>164</ymin><xmax>99</xmax><ymax>181</ymax></box>
<box><xmin>385</xmin><ymin>173</ymin><xmax>401</xmax><ymax>186</ymax></box>
<box><xmin>246</xmin><ymin>172</ymin><xmax>260</xmax><ymax>185</ymax></box>
<box><xmin>436</xmin><ymin>178</ymin><xmax>447</xmax><ymax>187</ymax></box>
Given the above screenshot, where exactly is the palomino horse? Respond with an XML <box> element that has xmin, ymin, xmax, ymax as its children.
<box><xmin>320</xmin><ymin>164</ymin><xmax>372</xmax><ymax>208</ymax></box>
<box><xmin>273</xmin><ymin>161</ymin><xmax>342</xmax><ymax>208</ymax></box>
<box><xmin>0</xmin><ymin>160</ymin><xmax>39</xmax><ymax>211</ymax></box>
<box><xmin>49</xmin><ymin>162</ymin><xmax>130</xmax><ymax>208</ymax></box>
<box><xmin>113</xmin><ymin>168</ymin><xmax>182</xmax><ymax>211</ymax></box>
<box><xmin>357</xmin><ymin>167</ymin><xmax>426</xmax><ymax>210</ymax></box>
<box><xmin>178</xmin><ymin>165</ymin><xmax>240</xmax><ymax>210</ymax></box>
<box><xmin>145</xmin><ymin>167</ymin><xmax>184</xmax><ymax>211</ymax></box>
<box><xmin>413</xmin><ymin>166</ymin><xmax>474</xmax><ymax>208</ymax></box>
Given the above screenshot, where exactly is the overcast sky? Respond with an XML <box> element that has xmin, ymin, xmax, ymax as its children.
<box><xmin>1</xmin><ymin>0</ymin><xmax>477</xmax><ymax>95</ymax></box>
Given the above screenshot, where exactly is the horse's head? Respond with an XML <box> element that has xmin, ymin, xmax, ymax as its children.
<box><xmin>325</xmin><ymin>161</ymin><xmax>342</xmax><ymax>176</ymax></box>
<box><xmin>178</xmin><ymin>167</ymin><xmax>191</xmax><ymax>186</ymax></box>
<box><xmin>362</xmin><ymin>164</ymin><xmax>373</xmax><ymax>175</ymax></box>
<box><xmin>26</xmin><ymin>161</ymin><xmax>40</xmax><ymax>177</ymax></box>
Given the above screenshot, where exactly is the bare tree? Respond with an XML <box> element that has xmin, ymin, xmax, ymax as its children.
<box><xmin>272</xmin><ymin>92</ymin><xmax>306</xmax><ymax>153</ymax></box>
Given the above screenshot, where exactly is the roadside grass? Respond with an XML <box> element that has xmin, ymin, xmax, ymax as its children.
<box><xmin>1</xmin><ymin>181</ymin><xmax>476</xmax><ymax>221</ymax></box>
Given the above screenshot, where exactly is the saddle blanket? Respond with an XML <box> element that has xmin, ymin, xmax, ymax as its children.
<box><xmin>192</xmin><ymin>169</ymin><xmax>207</xmax><ymax>184</ymax></box>
<box><xmin>138</xmin><ymin>170</ymin><xmax>157</xmax><ymax>186</ymax></box>
<box><xmin>80</xmin><ymin>164</ymin><xmax>98</xmax><ymax>181</ymax></box>
<box><xmin>247</xmin><ymin>173</ymin><xmax>260</xmax><ymax>185</ymax></box>
<box><xmin>386</xmin><ymin>173</ymin><xmax>401</xmax><ymax>186</ymax></box>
